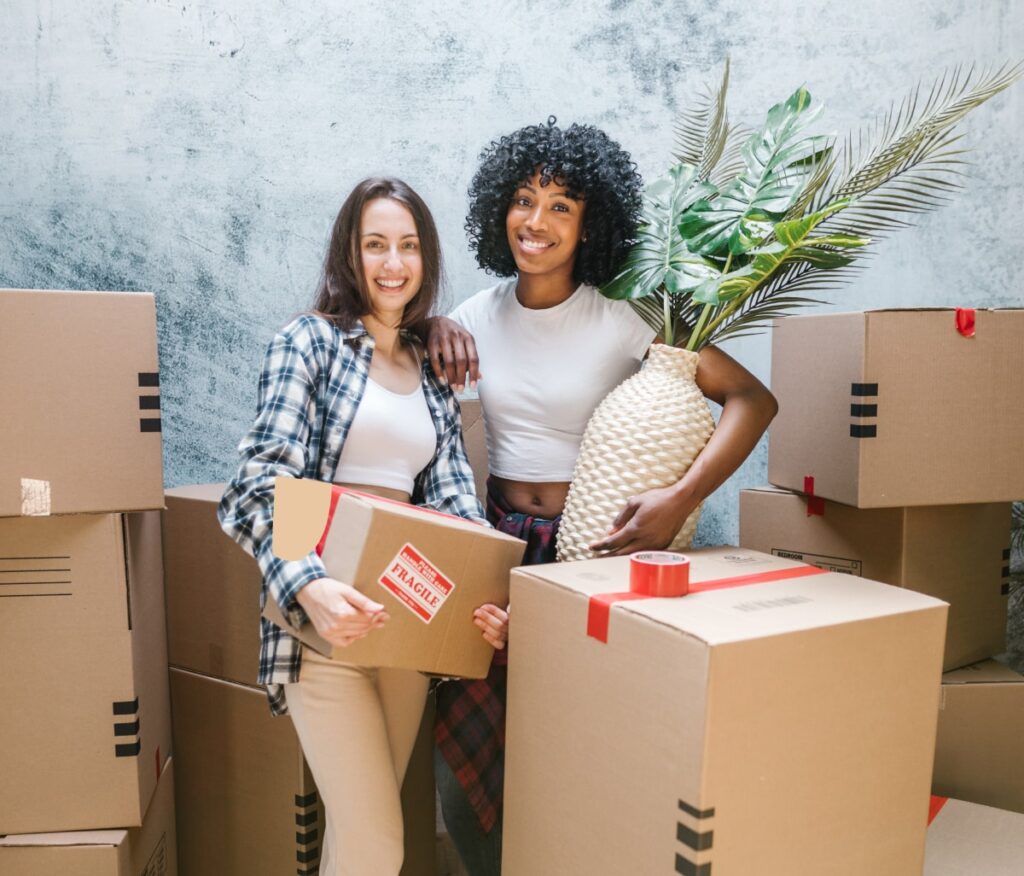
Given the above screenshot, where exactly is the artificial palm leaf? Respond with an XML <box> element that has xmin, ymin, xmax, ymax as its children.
<box><xmin>602</xmin><ymin>60</ymin><xmax>1020</xmax><ymax>352</ymax></box>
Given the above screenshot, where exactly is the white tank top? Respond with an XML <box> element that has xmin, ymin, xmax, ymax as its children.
<box><xmin>449</xmin><ymin>279</ymin><xmax>656</xmax><ymax>481</ymax></box>
<box><xmin>334</xmin><ymin>377</ymin><xmax>437</xmax><ymax>494</ymax></box>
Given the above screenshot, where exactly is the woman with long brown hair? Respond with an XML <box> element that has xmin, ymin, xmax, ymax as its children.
<box><xmin>219</xmin><ymin>177</ymin><xmax>505</xmax><ymax>875</ymax></box>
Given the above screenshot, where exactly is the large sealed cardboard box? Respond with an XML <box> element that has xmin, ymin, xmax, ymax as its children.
<box><xmin>0</xmin><ymin>512</ymin><xmax>172</xmax><ymax>833</ymax></box>
<box><xmin>0</xmin><ymin>758</ymin><xmax>177</xmax><ymax>876</ymax></box>
<box><xmin>267</xmin><ymin>478</ymin><xmax>524</xmax><ymax>677</ymax></box>
<box><xmin>768</xmin><ymin>308</ymin><xmax>1024</xmax><ymax>507</ymax></box>
<box><xmin>932</xmin><ymin>660</ymin><xmax>1024</xmax><ymax>814</ymax></box>
<box><xmin>503</xmin><ymin>546</ymin><xmax>948</xmax><ymax>875</ymax></box>
<box><xmin>163</xmin><ymin>484</ymin><xmax>262</xmax><ymax>686</ymax></box>
<box><xmin>170</xmin><ymin>668</ymin><xmax>323</xmax><ymax>875</ymax></box>
<box><xmin>739</xmin><ymin>486</ymin><xmax>1009</xmax><ymax>670</ymax></box>
<box><xmin>925</xmin><ymin>796</ymin><xmax>1024</xmax><ymax>875</ymax></box>
<box><xmin>0</xmin><ymin>289</ymin><xmax>164</xmax><ymax>517</ymax></box>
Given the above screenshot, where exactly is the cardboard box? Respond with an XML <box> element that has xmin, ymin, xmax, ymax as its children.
<box><xmin>0</xmin><ymin>512</ymin><xmax>172</xmax><ymax>833</ymax></box>
<box><xmin>0</xmin><ymin>758</ymin><xmax>177</xmax><ymax>876</ymax></box>
<box><xmin>162</xmin><ymin>484</ymin><xmax>262</xmax><ymax>686</ymax></box>
<box><xmin>0</xmin><ymin>288</ymin><xmax>164</xmax><ymax>517</ymax></box>
<box><xmin>739</xmin><ymin>486</ymin><xmax>1010</xmax><ymax>670</ymax></box>
<box><xmin>459</xmin><ymin>397</ymin><xmax>488</xmax><ymax>500</ymax></box>
<box><xmin>768</xmin><ymin>308</ymin><xmax>1024</xmax><ymax>507</ymax></box>
<box><xmin>267</xmin><ymin>478</ymin><xmax>524</xmax><ymax>678</ymax></box>
<box><xmin>503</xmin><ymin>546</ymin><xmax>948</xmax><ymax>875</ymax></box>
<box><xmin>925</xmin><ymin>796</ymin><xmax>1024</xmax><ymax>875</ymax></box>
<box><xmin>932</xmin><ymin>660</ymin><xmax>1024</xmax><ymax>814</ymax></box>
<box><xmin>169</xmin><ymin>668</ymin><xmax>323</xmax><ymax>875</ymax></box>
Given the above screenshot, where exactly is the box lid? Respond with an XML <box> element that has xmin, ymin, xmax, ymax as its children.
<box><xmin>942</xmin><ymin>659</ymin><xmax>1024</xmax><ymax>685</ymax></box>
<box><xmin>516</xmin><ymin>546</ymin><xmax>947</xmax><ymax>646</ymax></box>
<box><xmin>165</xmin><ymin>483</ymin><xmax>227</xmax><ymax>503</ymax></box>
<box><xmin>0</xmin><ymin>830</ymin><xmax>128</xmax><ymax>848</ymax></box>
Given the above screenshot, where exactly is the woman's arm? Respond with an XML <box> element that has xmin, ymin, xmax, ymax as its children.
<box><xmin>590</xmin><ymin>344</ymin><xmax>778</xmax><ymax>555</ymax></box>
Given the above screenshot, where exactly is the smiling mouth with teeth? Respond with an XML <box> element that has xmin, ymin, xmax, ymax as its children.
<box><xmin>519</xmin><ymin>237</ymin><xmax>553</xmax><ymax>252</ymax></box>
<box><xmin>376</xmin><ymin>278</ymin><xmax>406</xmax><ymax>288</ymax></box>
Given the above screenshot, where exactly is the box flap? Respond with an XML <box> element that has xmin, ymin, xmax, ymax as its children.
<box><xmin>517</xmin><ymin>546</ymin><xmax>947</xmax><ymax>645</ymax></box>
<box><xmin>165</xmin><ymin>482</ymin><xmax>227</xmax><ymax>503</ymax></box>
<box><xmin>942</xmin><ymin>659</ymin><xmax>1024</xmax><ymax>685</ymax></box>
<box><xmin>0</xmin><ymin>830</ymin><xmax>127</xmax><ymax>848</ymax></box>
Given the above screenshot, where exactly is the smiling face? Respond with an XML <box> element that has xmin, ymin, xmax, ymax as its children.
<box><xmin>358</xmin><ymin>197</ymin><xmax>424</xmax><ymax>324</ymax></box>
<box><xmin>505</xmin><ymin>169</ymin><xmax>586</xmax><ymax>281</ymax></box>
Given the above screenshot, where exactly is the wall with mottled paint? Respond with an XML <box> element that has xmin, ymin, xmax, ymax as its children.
<box><xmin>2</xmin><ymin>2</ymin><xmax>1022</xmax><ymax>625</ymax></box>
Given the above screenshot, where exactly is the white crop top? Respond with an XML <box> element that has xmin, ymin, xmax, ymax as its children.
<box><xmin>333</xmin><ymin>377</ymin><xmax>437</xmax><ymax>494</ymax></box>
<box><xmin>450</xmin><ymin>279</ymin><xmax>656</xmax><ymax>482</ymax></box>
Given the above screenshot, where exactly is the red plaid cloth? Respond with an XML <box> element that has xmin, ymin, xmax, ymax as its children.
<box><xmin>433</xmin><ymin>480</ymin><xmax>559</xmax><ymax>833</ymax></box>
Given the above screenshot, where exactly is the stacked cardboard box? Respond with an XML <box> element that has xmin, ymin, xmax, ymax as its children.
<box><xmin>0</xmin><ymin>289</ymin><xmax>175</xmax><ymax>873</ymax></box>
<box><xmin>925</xmin><ymin>795</ymin><xmax>1024</xmax><ymax>875</ymax></box>
<box><xmin>743</xmin><ymin>308</ymin><xmax>1024</xmax><ymax>816</ymax></box>
<box><xmin>162</xmin><ymin>484</ymin><xmax>438</xmax><ymax>876</ymax></box>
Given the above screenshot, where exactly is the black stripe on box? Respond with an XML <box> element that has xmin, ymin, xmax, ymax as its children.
<box><xmin>676</xmin><ymin>853</ymin><xmax>712</xmax><ymax>876</ymax></box>
<box><xmin>139</xmin><ymin>396</ymin><xmax>160</xmax><ymax>410</ymax></box>
<box><xmin>678</xmin><ymin>799</ymin><xmax>715</xmax><ymax>819</ymax></box>
<box><xmin>113</xmin><ymin>698</ymin><xmax>139</xmax><ymax>716</ymax></box>
<box><xmin>851</xmin><ymin>383</ymin><xmax>878</xmax><ymax>397</ymax></box>
<box><xmin>138</xmin><ymin>372</ymin><xmax>160</xmax><ymax>387</ymax></box>
<box><xmin>1003</xmin><ymin>566</ymin><xmax>1012</xmax><ymax>578</ymax></box>
<box><xmin>850</xmin><ymin>403</ymin><xmax>878</xmax><ymax>418</ymax></box>
<box><xmin>677</xmin><ymin>823</ymin><xmax>714</xmax><ymax>851</ymax></box>
<box><xmin>296</xmin><ymin>810</ymin><xmax>317</xmax><ymax>827</ymax></box>
<box><xmin>115</xmin><ymin>741</ymin><xmax>141</xmax><ymax>757</ymax></box>
<box><xmin>1002</xmin><ymin>583</ymin><xmax>1011</xmax><ymax>595</ymax></box>
<box><xmin>1004</xmin><ymin>548</ymin><xmax>1012</xmax><ymax>561</ymax></box>
<box><xmin>140</xmin><ymin>418</ymin><xmax>162</xmax><ymax>433</ymax></box>
<box><xmin>296</xmin><ymin>847</ymin><xmax>318</xmax><ymax>864</ymax></box>
<box><xmin>295</xmin><ymin>791</ymin><xmax>318</xmax><ymax>808</ymax></box>
<box><xmin>114</xmin><ymin>719</ymin><xmax>140</xmax><ymax>737</ymax></box>
<box><xmin>296</xmin><ymin>828</ymin><xmax>319</xmax><ymax>845</ymax></box>
<box><xmin>850</xmin><ymin>424</ymin><xmax>877</xmax><ymax>438</ymax></box>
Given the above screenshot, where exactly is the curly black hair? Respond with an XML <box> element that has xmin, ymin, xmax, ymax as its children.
<box><xmin>465</xmin><ymin>117</ymin><xmax>643</xmax><ymax>287</ymax></box>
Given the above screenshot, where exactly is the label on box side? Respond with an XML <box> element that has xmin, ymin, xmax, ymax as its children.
<box><xmin>378</xmin><ymin>543</ymin><xmax>454</xmax><ymax>623</ymax></box>
<box><xmin>20</xmin><ymin>478</ymin><xmax>51</xmax><ymax>515</ymax></box>
<box><xmin>771</xmin><ymin>548</ymin><xmax>862</xmax><ymax>576</ymax></box>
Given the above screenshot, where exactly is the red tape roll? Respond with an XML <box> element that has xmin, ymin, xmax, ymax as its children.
<box><xmin>630</xmin><ymin>551</ymin><xmax>690</xmax><ymax>597</ymax></box>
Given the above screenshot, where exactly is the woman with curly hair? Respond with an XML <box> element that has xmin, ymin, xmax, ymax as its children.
<box><xmin>428</xmin><ymin>120</ymin><xmax>777</xmax><ymax>874</ymax></box>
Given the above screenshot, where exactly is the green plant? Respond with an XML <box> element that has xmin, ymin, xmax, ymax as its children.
<box><xmin>603</xmin><ymin>61</ymin><xmax>1022</xmax><ymax>349</ymax></box>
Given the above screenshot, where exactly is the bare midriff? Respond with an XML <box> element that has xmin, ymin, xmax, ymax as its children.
<box><xmin>332</xmin><ymin>481</ymin><xmax>411</xmax><ymax>505</ymax></box>
<box><xmin>490</xmin><ymin>476</ymin><xmax>569</xmax><ymax>520</ymax></box>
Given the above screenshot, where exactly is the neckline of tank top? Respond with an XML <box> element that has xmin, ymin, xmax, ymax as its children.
<box><xmin>508</xmin><ymin>280</ymin><xmax>589</xmax><ymax>317</ymax></box>
<box><xmin>366</xmin><ymin>375</ymin><xmax>424</xmax><ymax>399</ymax></box>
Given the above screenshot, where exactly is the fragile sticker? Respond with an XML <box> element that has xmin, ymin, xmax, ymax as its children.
<box><xmin>379</xmin><ymin>543</ymin><xmax>454</xmax><ymax>624</ymax></box>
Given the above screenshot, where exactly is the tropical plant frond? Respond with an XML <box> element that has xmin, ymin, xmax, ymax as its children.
<box><xmin>811</xmin><ymin>63</ymin><xmax>1023</xmax><ymax>237</ymax></box>
<box><xmin>673</xmin><ymin>59</ymin><xmax>732</xmax><ymax>179</ymax></box>
<box><xmin>709</xmin><ymin>122</ymin><xmax>752</xmax><ymax>188</ymax></box>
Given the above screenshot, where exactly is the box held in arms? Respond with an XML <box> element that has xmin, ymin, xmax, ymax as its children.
<box><xmin>163</xmin><ymin>484</ymin><xmax>263</xmax><ymax>686</ymax></box>
<box><xmin>0</xmin><ymin>758</ymin><xmax>177</xmax><ymax>876</ymax></box>
<box><xmin>503</xmin><ymin>546</ymin><xmax>948</xmax><ymax>876</ymax></box>
<box><xmin>932</xmin><ymin>659</ymin><xmax>1024</xmax><ymax>814</ymax></box>
<box><xmin>0</xmin><ymin>512</ymin><xmax>172</xmax><ymax>833</ymax></box>
<box><xmin>925</xmin><ymin>795</ymin><xmax>1024</xmax><ymax>876</ymax></box>
<box><xmin>768</xmin><ymin>308</ymin><xmax>1024</xmax><ymax>507</ymax></box>
<box><xmin>265</xmin><ymin>478</ymin><xmax>524</xmax><ymax>678</ymax></box>
<box><xmin>739</xmin><ymin>486</ymin><xmax>1009</xmax><ymax>670</ymax></box>
<box><xmin>0</xmin><ymin>289</ymin><xmax>164</xmax><ymax>517</ymax></box>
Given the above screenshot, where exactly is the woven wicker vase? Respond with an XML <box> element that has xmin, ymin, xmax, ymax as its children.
<box><xmin>556</xmin><ymin>344</ymin><xmax>715</xmax><ymax>562</ymax></box>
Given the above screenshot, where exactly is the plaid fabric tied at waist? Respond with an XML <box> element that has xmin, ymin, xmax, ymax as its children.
<box><xmin>433</xmin><ymin>480</ymin><xmax>559</xmax><ymax>834</ymax></box>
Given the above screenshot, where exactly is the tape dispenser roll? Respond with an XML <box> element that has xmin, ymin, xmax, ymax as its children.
<box><xmin>629</xmin><ymin>551</ymin><xmax>690</xmax><ymax>597</ymax></box>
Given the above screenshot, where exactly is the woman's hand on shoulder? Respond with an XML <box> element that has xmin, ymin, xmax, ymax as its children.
<box><xmin>426</xmin><ymin>316</ymin><xmax>481</xmax><ymax>392</ymax></box>
<box><xmin>473</xmin><ymin>603</ymin><xmax>509</xmax><ymax>650</ymax></box>
<box><xmin>295</xmin><ymin>577</ymin><xmax>389</xmax><ymax>647</ymax></box>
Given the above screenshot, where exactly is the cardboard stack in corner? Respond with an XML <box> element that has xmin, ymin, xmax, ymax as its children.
<box><xmin>0</xmin><ymin>289</ymin><xmax>175</xmax><ymax>874</ymax></box>
<box><xmin>737</xmin><ymin>307</ymin><xmax>1024</xmax><ymax>866</ymax></box>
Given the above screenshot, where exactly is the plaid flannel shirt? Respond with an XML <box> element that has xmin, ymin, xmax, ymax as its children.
<box><xmin>218</xmin><ymin>314</ymin><xmax>486</xmax><ymax>715</ymax></box>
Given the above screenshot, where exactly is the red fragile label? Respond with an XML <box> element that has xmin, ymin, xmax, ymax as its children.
<box><xmin>379</xmin><ymin>543</ymin><xmax>454</xmax><ymax>624</ymax></box>
<box><xmin>927</xmin><ymin>795</ymin><xmax>948</xmax><ymax>825</ymax></box>
<box><xmin>955</xmin><ymin>308</ymin><xmax>976</xmax><ymax>338</ymax></box>
<box><xmin>587</xmin><ymin>564</ymin><xmax>828</xmax><ymax>643</ymax></box>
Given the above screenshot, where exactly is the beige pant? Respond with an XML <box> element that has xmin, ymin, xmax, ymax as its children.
<box><xmin>285</xmin><ymin>648</ymin><xmax>429</xmax><ymax>876</ymax></box>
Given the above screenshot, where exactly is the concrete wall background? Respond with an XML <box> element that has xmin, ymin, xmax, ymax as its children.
<box><xmin>2</xmin><ymin>2</ymin><xmax>1021</xmax><ymax>559</ymax></box>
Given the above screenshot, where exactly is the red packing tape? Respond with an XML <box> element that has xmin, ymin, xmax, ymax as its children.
<box><xmin>630</xmin><ymin>551</ymin><xmax>690</xmax><ymax>596</ymax></box>
<box><xmin>587</xmin><ymin>564</ymin><xmax>828</xmax><ymax>643</ymax></box>
<box><xmin>803</xmin><ymin>476</ymin><xmax>825</xmax><ymax>517</ymax></box>
<box><xmin>955</xmin><ymin>307</ymin><xmax>976</xmax><ymax>338</ymax></box>
<box><xmin>927</xmin><ymin>795</ymin><xmax>949</xmax><ymax>826</ymax></box>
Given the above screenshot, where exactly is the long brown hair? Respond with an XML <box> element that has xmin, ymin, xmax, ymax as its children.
<box><xmin>312</xmin><ymin>177</ymin><xmax>442</xmax><ymax>342</ymax></box>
